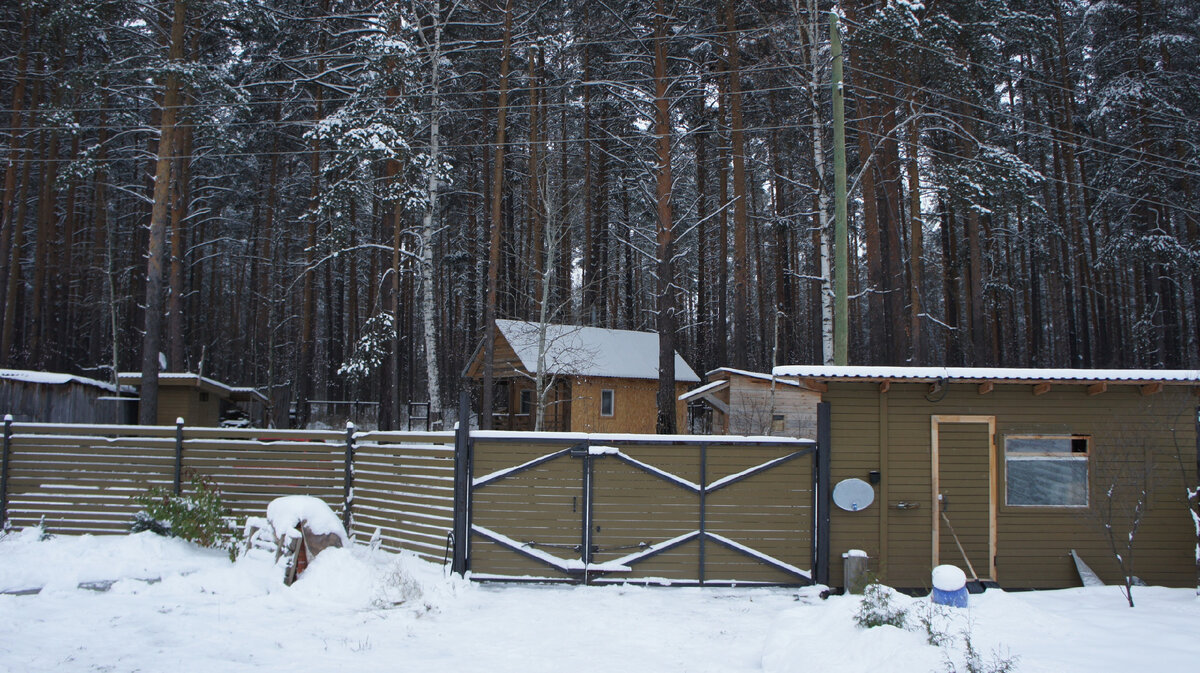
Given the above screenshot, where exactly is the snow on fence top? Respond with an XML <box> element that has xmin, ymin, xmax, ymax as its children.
<box><xmin>771</xmin><ymin>365</ymin><xmax>1200</xmax><ymax>385</ymax></box>
<box><xmin>496</xmin><ymin>319</ymin><xmax>700</xmax><ymax>382</ymax></box>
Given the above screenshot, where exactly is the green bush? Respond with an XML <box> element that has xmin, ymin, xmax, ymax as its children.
<box><xmin>131</xmin><ymin>474</ymin><xmax>241</xmax><ymax>557</ymax></box>
<box><xmin>853</xmin><ymin>582</ymin><xmax>908</xmax><ymax>629</ymax></box>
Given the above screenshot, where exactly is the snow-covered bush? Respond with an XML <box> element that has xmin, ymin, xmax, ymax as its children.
<box><xmin>131</xmin><ymin>474</ymin><xmax>241</xmax><ymax>559</ymax></box>
<box><xmin>853</xmin><ymin>582</ymin><xmax>908</xmax><ymax>629</ymax></box>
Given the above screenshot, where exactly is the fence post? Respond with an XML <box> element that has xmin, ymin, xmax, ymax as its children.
<box><xmin>344</xmin><ymin>421</ymin><xmax>356</xmax><ymax>534</ymax></box>
<box><xmin>1</xmin><ymin>415</ymin><xmax>11</xmax><ymax>527</ymax></box>
<box><xmin>451</xmin><ymin>391</ymin><xmax>471</xmax><ymax>575</ymax></box>
<box><xmin>698</xmin><ymin>442</ymin><xmax>707</xmax><ymax>586</ymax></box>
<box><xmin>174</xmin><ymin>417</ymin><xmax>184</xmax><ymax>495</ymax></box>
<box><xmin>815</xmin><ymin>401</ymin><xmax>832</xmax><ymax>586</ymax></box>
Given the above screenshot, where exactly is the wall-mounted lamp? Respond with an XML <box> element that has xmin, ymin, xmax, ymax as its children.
<box><xmin>868</xmin><ymin>470</ymin><xmax>881</xmax><ymax>485</ymax></box>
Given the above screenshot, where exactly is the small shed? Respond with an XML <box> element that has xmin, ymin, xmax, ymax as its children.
<box><xmin>118</xmin><ymin>373</ymin><xmax>268</xmax><ymax>427</ymax></box>
<box><xmin>772</xmin><ymin>365</ymin><xmax>1200</xmax><ymax>591</ymax></box>
<box><xmin>680</xmin><ymin>368</ymin><xmax>821</xmax><ymax>438</ymax></box>
<box><xmin>464</xmin><ymin>320</ymin><xmax>700</xmax><ymax>433</ymax></box>
<box><xmin>0</xmin><ymin>369</ymin><xmax>134</xmax><ymax>423</ymax></box>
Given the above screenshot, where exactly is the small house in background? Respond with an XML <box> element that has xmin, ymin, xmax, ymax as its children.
<box><xmin>680</xmin><ymin>367</ymin><xmax>821</xmax><ymax>438</ymax></box>
<box><xmin>0</xmin><ymin>369</ymin><xmax>135</xmax><ymax>424</ymax></box>
<box><xmin>118</xmin><ymin>372</ymin><xmax>268</xmax><ymax>427</ymax></box>
<box><xmin>464</xmin><ymin>320</ymin><xmax>700</xmax><ymax>433</ymax></box>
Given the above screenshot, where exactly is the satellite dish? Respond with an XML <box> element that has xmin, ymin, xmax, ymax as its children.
<box><xmin>832</xmin><ymin>478</ymin><xmax>875</xmax><ymax>512</ymax></box>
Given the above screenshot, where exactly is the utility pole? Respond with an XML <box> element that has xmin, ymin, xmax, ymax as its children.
<box><xmin>830</xmin><ymin>11</ymin><xmax>848</xmax><ymax>366</ymax></box>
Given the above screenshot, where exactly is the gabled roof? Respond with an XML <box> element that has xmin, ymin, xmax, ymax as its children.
<box><xmin>771</xmin><ymin>365</ymin><xmax>1200</xmax><ymax>385</ymax></box>
<box><xmin>0</xmin><ymin>369</ymin><xmax>131</xmax><ymax>393</ymax></box>
<box><xmin>493</xmin><ymin>319</ymin><xmax>701</xmax><ymax>383</ymax></box>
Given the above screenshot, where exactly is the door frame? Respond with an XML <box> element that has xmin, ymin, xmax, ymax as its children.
<box><xmin>930</xmin><ymin>415</ymin><xmax>997</xmax><ymax>581</ymax></box>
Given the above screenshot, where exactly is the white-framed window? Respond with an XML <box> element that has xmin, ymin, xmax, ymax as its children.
<box><xmin>1004</xmin><ymin>435</ymin><xmax>1089</xmax><ymax>507</ymax></box>
<box><xmin>600</xmin><ymin>389</ymin><xmax>615</xmax><ymax>417</ymax></box>
<box><xmin>519</xmin><ymin>389</ymin><xmax>533</xmax><ymax>415</ymax></box>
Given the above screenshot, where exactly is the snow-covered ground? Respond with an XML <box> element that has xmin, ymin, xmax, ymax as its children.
<box><xmin>0</xmin><ymin>528</ymin><xmax>1196</xmax><ymax>673</ymax></box>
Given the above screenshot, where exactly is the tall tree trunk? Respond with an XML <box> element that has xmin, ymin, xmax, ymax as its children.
<box><xmin>167</xmin><ymin>117</ymin><xmax>192</xmax><ymax>371</ymax></box>
<box><xmin>0</xmin><ymin>7</ymin><xmax>31</xmax><ymax>318</ymax></box>
<box><xmin>481</xmin><ymin>0</ymin><xmax>514</xmax><ymax>430</ymax></box>
<box><xmin>653</xmin><ymin>0</ymin><xmax>677</xmax><ymax>434</ymax></box>
<box><xmin>726</xmin><ymin>0</ymin><xmax>749</xmax><ymax>369</ymax></box>
<box><xmin>140</xmin><ymin>0</ymin><xmax>188</xmax><ymax>425</ymax></box>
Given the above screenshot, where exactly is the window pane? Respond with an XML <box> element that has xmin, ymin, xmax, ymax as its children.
<box><xmin>601</xmin><ymin>390</ymin><xmax>614</xmax><ymax>416</ymax></box>
<box><xmin>1007</xmin><ymin>437</ymin><xmax>1076</xmax><ymax>454</ymax></box>
<box><xmin>1006</xmin><ymin>458</ymin><xmax>1088</xmax><ymax>506</ymax></box>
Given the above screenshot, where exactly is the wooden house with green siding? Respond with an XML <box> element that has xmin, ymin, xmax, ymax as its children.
<box><xmin>774</xmin><ymin>365</ymin><xmax>1199</xmax><ymax>591</ymax></box>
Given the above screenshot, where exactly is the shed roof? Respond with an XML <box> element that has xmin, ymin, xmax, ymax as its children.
<box><xmin>494</xmin><ymin>319</ymin><xmax>701</xmax><ymax>383</ymax></box>
<box><xmin>771</xmin><ymin>365</ymin><xmax>1200</xmax><ymax>386</ymax></box>
<box><xmin>706</xmin><ymin>367</ymin><xmax>801</xmax><ymax>387</ymax></box>
<box><xmin>117</xmin><ymin>372</ymin><xmax>268</xmax><ymax>403</ymax></box>
<box><xmin>0</xmin><ymin>369</ymin><xmax>131</xmax><ymax>393</ymax></box>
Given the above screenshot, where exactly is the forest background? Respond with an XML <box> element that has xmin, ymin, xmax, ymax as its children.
<box><xmin>0</xmin><ymin>0</ymin><xmax>1195</xmax><ymax>429</ymax></box>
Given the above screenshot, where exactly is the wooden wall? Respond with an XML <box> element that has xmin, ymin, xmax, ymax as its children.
<box><xmin>0</xmin><ymin>381</ymin><xmax>119</xmax><ymax>424</ymax></box>
<box><xmin>823</xmin><ymin>381</ymin><xmax>1199</xmax><ymax>590</ymax></box>
<box><xmin>570</xmin><ymin>377</ymin><xmax>689</xmax><ymax>433</ymax></box>
<box><xmin>156</xmin><ymin>387</ymin><xmax>221</xmax><ymax>426</ymax></box>
<box><xmin>725</xmin><ymin>377</ymin><xmax>820</xmax><ymax>438</ymax></box>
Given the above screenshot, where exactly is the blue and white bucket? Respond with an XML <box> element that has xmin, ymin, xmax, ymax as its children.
<box><xmin>930</xmin><ymin>565</ymin><xmax>968</xmax><ymax>608</ymax></box>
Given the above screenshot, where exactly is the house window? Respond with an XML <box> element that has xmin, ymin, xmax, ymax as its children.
<box><xmin>199</xmin><ymin>392</ymin><xmax>209</xmax><ymax>402</ymax></box>
<box><xmin>771</xmin><ymin>414</ymin><xmax>786</xmax><ymax>433</ymax></box>
<box><xmin>519</xmin><ymin>389</ymin><xmax>533</xmax><ymax>415</ymax></box>
<box><xmin>1005</xmin><ymin>435</ymin><xmax>1089</xmax><ymax>507</ymax></box>
<box><xmin>600</xmin><ymin>389</ymin><xmax>615</xmax><ymax>417</ymax></box>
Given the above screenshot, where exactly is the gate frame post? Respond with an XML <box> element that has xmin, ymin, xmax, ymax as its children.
<box><xmin>451</xmin><ymin>391</ymin><xmax>472</xmax><ymax>575</ymax></box>
<box><xmin>815</xmin><ymin>401</ymin><xmax>832</xmax><ymax>586</ymax></box>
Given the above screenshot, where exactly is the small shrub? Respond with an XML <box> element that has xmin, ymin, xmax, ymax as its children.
<box><xmin>854</xmin><ymin>582</ymin><xmax>908</xmax><ymax>629</ymax></box>
<box><xmin>131</xmin><ymin>474</ymin><xmax>242</xmax><ymax>558</ymax></box>
<box><xmin>910</xmin><ymin>601</ymin><xmax>955</xmax><ymax>647</ymax></box>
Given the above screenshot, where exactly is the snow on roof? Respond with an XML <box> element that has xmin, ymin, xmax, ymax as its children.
<box><xmin>117</xmin><ymin>373</ymin><xmax>267</xmax><ymax>402</ymax></box>
<box><xmin>678</xmin><ymin>379</ymin><xmax>728</xmax><ymax>402</ymax></box>
<box><xmin>496</xmin><ymin>320</ymin><xmax>700</xmax><ymax>382</ymax></box>
<box><xmin>0</xmin><ymin>369</ymin><xmax>131</xmax><ymax>393</ymax></box>
<box><xmin>706</xmin><ymin>367</ymin><xmax>801</xmax><ymax>386</ymax></box>
<box><xmin>771</xmin><ymin>365</ymin><xmax>1200</xmax><ymax>384</ymax></box>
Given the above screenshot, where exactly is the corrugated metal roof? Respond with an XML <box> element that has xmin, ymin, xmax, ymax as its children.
<box><xmin>771</xmin><ymin>365</ymin><xmax>1200</xmax><ymax>384</ymax></box>
<box><xmin>497</xmin><ymin>320</ymin><xmax>701</xmax><ymax>382</ymax></box>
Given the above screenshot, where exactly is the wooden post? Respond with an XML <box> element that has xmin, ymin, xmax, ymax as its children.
<box><xmin>830</xmin><ymin>13</ymin><xmax>849</xmax><ymax>366</ymax></box>
<box><xmin>343</xmin><ymin>421</ymin><xmax>355</xmax><ymax>534</ymax></box>
<box><xmin>699</xmin><ymin>442</ymin><xmax>707</xmax><ymax>585</ymax></box>
<box><xmin>451</xmin><ymin>390</ymin><xmax>471</xmax><ymax>575</ymax></box>
<box><xmin>173</xmin><ymin>417</ymin><xmax>184</xmax><ymax>495</ymax></box>
<box><xmin>1</xmin><ymin>415</ymin><xmax>11</xmax><ymax>526</ymax></box>
<box><xmin>815</xmin><ymin>401</ymin><xmax>832</xmax><ymax>585</ymax></box>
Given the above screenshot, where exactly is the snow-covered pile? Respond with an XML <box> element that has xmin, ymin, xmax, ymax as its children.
<box><xmin>262</xmin><ymin>495</ymin><xmax>350</xmax><ymax>545</ymax></box>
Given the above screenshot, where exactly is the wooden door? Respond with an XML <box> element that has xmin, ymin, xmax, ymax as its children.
<box><xmin>932</xmin><ymin>416</ymin><xmax>996</xmax><ymax>581</ymax></box>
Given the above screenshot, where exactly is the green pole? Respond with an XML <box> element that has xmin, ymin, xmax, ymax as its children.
<box><xmin>830</xmin><ymin>11</ymin><xmax>848</xmax><ymax>366</ymax></box>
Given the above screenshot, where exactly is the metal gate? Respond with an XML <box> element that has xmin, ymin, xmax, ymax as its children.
<box><xmin>453</xmin><ymin>427</ymin><xmax>827</xmax><ymax>586</ymax></box>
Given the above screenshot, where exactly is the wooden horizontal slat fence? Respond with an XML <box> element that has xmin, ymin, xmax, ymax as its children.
<box><xmin>0</xmin><ymin>419</ymin><xmax>457</xmax><ymax>562</ymax></box>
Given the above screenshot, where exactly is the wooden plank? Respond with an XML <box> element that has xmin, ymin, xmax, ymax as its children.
<box><xmin>1032</xmin><ymin>383</ymin><xmax>1052</xmax><ymax>396</ymax></box>
<box><xmin>1087</xmin><ymin>382</ymin><xmax>1108</xmax><ymax>396</ymax></box>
